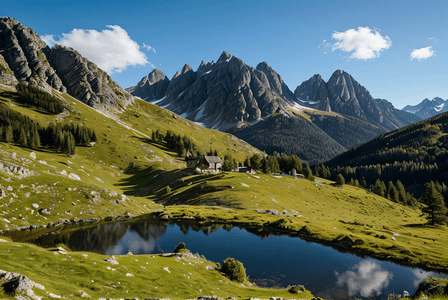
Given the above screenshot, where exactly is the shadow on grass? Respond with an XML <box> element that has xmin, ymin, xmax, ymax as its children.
<box><xmin>115</xmin><ymin>165</ymin><xmax>242</xmax><ymax>208</ymax></box>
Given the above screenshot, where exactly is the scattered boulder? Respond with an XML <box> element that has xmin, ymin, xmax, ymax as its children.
<box><xmin>69</xmin><ymin>173</ymin><xmax>80</xmax><ymax>180</ymax></box>
<box><xmin>266</xmin><ymin>209</ymin><xmax>280</xmax><ymax>216</ymax></box>
<box><xmin>81</xmin><ymin>291</ymin><xmax>91</xmax><ymax>297</ymax></box>
<box><xmin>105</xmin><ymin>256</ymin><xmax>119</xmax><ymax>265</ymax></box>
<box><xmin>0</xmin><ymin>270</ymin><xmax>39</xmax><ymax>296</ymax></box>
<box><xmin>39</xmin><ymin>208</ymin><xmax>50</xmax><ymax>216</ymax></box>
<box><xmin>29</xmin><ymin>152</ymin><xmax>36</xmax><ymax>160</ymax></box>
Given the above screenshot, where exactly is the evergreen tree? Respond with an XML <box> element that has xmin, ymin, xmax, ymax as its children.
<box><xmin>4</xmin><ymin>125</ymin><xmax>13</xmax><ymax>143</ymax></box>
<box><xmin>421</xmin><ymin>181</ymin><xmax>448</xmax><ymax>225</ymax></box>
<box><xmin>387</xmin><ymin>181</ymin><xmax>399</xmax><ymax>202</ymax></box>
<box><xmin>250</xmin><ymin>154</ymin><xmax>262</xmax><ymax>171</ymax></box>
<box><xmin>223</xmin><ymin>155</ymin><xmax>235</xmax><ymax>171</ymax></box>
<box><xmin>396</xmin><ymin>180</ymin><xmax>407</xmax><ymax>204</ymax></box>
<box><xmin>336</xmin><ymin>173</ymin><xmax>345</xmax><ymax>186</ymax></box>
<box><xmin>373</xmin><ymin>179</ymin><xmax>386</xmax><ymax>197</ymax></box>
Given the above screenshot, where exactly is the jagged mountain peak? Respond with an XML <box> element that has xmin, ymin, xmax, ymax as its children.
<box><xmin>48</xmin><ymin>44</ymin><xmax>133</xmax><ymax>109</ymax></box>
<box><xmin>295</xmin><ymin>70</ymin><xmax>419</xmax><ymax>130</ymax></box>
<box><xmin>402</xmin><ymin>97</ymin><xmax>448</xmax><ymax>119</ymax></box>
<box><xmin>181</xmin><ymin>63</ymin><xmax>193</xmax><ymax>74</ymax></box>
<box><xmin>127</xmin><ymin>69</ymin><xmax>169</xmax><ymax>101</ymax></box>
<box><xmin>217</xmin><ymin>51</ymin><xmax>232</xmax><ymax>63</ymax></box>
<box><xmin>0</xmin><ymin>16</ymin><xmax>64</xmax><ymax>93</ymax></box>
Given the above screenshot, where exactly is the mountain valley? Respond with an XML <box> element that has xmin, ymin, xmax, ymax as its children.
<box><xmin>1</xmin><ymin>16</ymin><xmax>448</xmax><ymax>300</ymax></box>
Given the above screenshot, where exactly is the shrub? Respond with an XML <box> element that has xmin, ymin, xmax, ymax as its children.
<box><xmin>173</xmin><ymin>242</ymin><xmax>187</xmax><ymax>253</ymax></box>
<box><xmin>220</xmin><ymin>257</ymin><xmax>246</xmax><ymax>283</ymax></box>
<box><xmin>289</xmin><ymin>285</ymin><xmax>305</xmax><ymax>294</ymax></box>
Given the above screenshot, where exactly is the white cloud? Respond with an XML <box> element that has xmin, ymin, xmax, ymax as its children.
<box><xmin>336</xmin><ymin>260</ymin><xmax>393</xmax><ymax>297</ymax></box>
<box><xmin>332</xmin><ymin>26</ymin><xmax>391</xmax><ymax>60</ymax></box>
<box><xmin>40</xmin><ymin>34</ymin><xmax>57</xmax><ymax>47</ymax></box>
<box><xmin>43</xmin><ymin>25</ymin><xmax>150</xmax><ymax>74</ymax></box>
<box><xmin>410</xmin><ymin>46</ymin><xmax>434</xmax><ymax>61</ymax></box>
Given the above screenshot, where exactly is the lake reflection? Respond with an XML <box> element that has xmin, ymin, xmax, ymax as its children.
<box><xmin>23</xmin><ymin>219</ymin><xmax>448</xmax><ymax>299</ymax></box>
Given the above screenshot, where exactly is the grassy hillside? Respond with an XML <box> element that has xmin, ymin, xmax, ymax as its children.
<box><xmin>0</xmin><ymin>237</ymin><xmax>313</xmax><ymax>299</ymax></box>
<box><xmin>0</xmin><ymin>87</ymin><xmax>261</xmax><ymax>232</ymax></box>
<box><xmin>1</xmin><ymin>86</ymin><xmax>448</xmax><ymax>298</ymax></box>
<box><xmin>326</xmin><ymin>111</ymin><xmax>448</xmax><ymax>196</ymax></box>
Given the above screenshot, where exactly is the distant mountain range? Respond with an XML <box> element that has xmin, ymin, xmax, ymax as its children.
<box><xmin>0</xmin><ymin>16</ymin><xmax>422</xmax><ymax>164</ymax></box>
<box><xmin>128</xmin><ymin>51</ymin><xmax>419</xmax><ymax>164</ymax></box>
<box><xmin>402</xmin><ymin>97</ymin><xmax>448</xmax><ymax>119</ymax></box>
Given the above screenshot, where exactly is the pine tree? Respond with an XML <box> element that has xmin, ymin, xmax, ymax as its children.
<box><xmin>4</xmin><ymin>126</ymin><xmax>13</xmax><ymax>143</ymax></box>
<box><xmin>421</xmin><ymin>181</ymin><xmax>448</xmax><ymax>225</ymax></box>
<box><xmin>336</xmin><ymin>173</ymin><xmax>345</xmax><ymax>186</ymax></box>
<box><xmin>387</xmin><ymin>181</ymin><xmax>399</xmax><ymax>202</ymax></box>
<box><xmin>373</xmin><ymin>179</ymin><xmax>386</xmax><ymax>197</ymax></box>
<box><xmin>395</xmin><ymin>180</ymin><xmax>407</xmax><ymax>204</ymax></box>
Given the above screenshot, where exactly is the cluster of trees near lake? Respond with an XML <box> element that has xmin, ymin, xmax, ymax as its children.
<box><xmin>0</xmin><ymin>102</ymin><xmax>96</xmax><ymax>156</ymax></box>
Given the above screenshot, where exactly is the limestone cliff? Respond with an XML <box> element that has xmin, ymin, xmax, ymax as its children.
<box><xmin>0</xmin><ymin>17</ymin><xmax>64</xmax><ymax>93</ymax></box>
<box><xmin>48</xmin><ymin>45</ymin><xmax>133</xmax><ymax>109</ymax></box>
<box><xmin>0</xmin><ymin>53</ymin><xmax>18</xmax><ymax>86</ymax></box>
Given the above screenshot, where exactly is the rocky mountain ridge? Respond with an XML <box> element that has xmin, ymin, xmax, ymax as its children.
<box><xmin>402</xmin><ymin>97</ymin><xmax>448</xmax><ymax>119</ymax></box>
<box><xmin>0</xmin><ymin>17</ymin><xmax>132</xmax><ymax>110</ymax></box>
<box><xmin>295</xmin><ymin>70</ymin><xmax>420</xmax><ymax>131</ymax></box>
<box><xmin>129</xmin><ymin>52</ymin><xmax>400</xmax><ymax>163</ymax></box>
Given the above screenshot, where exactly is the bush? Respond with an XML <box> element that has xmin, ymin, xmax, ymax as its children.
<box><xmin>289</xmin><ymin>285</ymin><xmax>306</xmax><ymax>294</ymax></box>
<box><xmin>173</xmin><ymin>242</ymin><xmax>187</xmax><ymax>253</ymax></box>
<box><xmin>220</xmin><ymin>257</ymin><xmax>246</xmax><ymax>283</ymax></box>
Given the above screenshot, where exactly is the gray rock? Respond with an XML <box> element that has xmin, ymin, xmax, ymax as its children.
<box><xmin>129</xmin><ymin>69</ymin><xmax>170</xmax><ymax>101</ymax></box>
<box><xmin>295</xmin><ymin>70</ymin><xmax>418</xmax><ymax>131</ymax></box>
<box><xmin>0</xmin><ymin>53</ymin><xmax>18</xmax><ymax>85</ymax></box>
<box><xmin>157</xmin><ymin>51</ymin><xmax>293</xmax><ymax>130</ymax></box>
<box><xmin>39</xmin><ymin>208</ymin><xmax>50</xmax><ymax>215</ymax></box>
<box><xmin>266</xmin><ymin>209</ymin><xmax>280</xmax><ymax>216</ymax></box>
<box><xmin>47</xmin><ymin>45</ymin><xmax>133</xmax><ymax>110</ymax></box>
<box><xmin>0</xmin><ymin>17</ymin><xmax>65</xmax><ymax>91</ymax></box>
<box><xmin>0</xmin><ymin>271</ymin><xmax>36</xmax><ymax>295</ymax></box>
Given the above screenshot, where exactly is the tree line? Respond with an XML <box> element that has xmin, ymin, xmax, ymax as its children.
<box><xmin>0</xmin><ymin>102</ymin><xmax>96</xmax><ymax>155</ymax></box>
<box><xmin>16</xmin><ymin>82</ymin><xmax>64</xmax><ymax>114</ymax></box>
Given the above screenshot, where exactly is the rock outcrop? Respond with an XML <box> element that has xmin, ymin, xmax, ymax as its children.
<box><xmin>0</xmin><ymin>53</ymin><xmax>18</xmax><ymax>86</ymax></box>
<box><xmin>48</xmin><ymin>45</ymin><xmax>133</xmax><ymax>109</ymax></box>
<box><xmin>294</xmin><ymin>74</ymin><xmax>330</xmax><ymax>111</ymax></box>
<box><xmin>0</xmin><ymin>17</ymin><xmax>64</xmax><ymax>93</ymax></box>
<box><xmin>295</xmin><ymin>70</ymin><xmax>419</xmax><ymax>130</ymax></box>
<box><xmin>127</xmin><ymin>69</ymin><xmax>170</xmax><ymax>101</ymax></box>
<box><xmin>0</xmin><ymin>269</ymin><xmax>45</xmax><ymax>298</ymax></box>
<box><xmin>0</xmin><ymin>17</ymin><xmax>134</xmax><ymax>111</ymax></box>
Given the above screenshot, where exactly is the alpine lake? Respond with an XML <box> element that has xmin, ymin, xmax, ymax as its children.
<box><xmin>6</xmin><ymin>217</ymin><xmax>448</xmax><ymax>300</ymax></box>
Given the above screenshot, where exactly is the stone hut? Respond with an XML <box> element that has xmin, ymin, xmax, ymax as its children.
<box><xmin>185</xmin><ymin>152</ymin><xmax>223</xmax><ymax>171</ymax></box>
<box><xmin>202</xmin><ymin>156</ymin><xmax>223</xmax><ymax>171</ymax></box>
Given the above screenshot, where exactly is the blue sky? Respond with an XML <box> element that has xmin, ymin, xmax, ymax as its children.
<box><xmin>2</xmin><ymin>0</ymin><xmax>447</xmax><ymax>108</ymax></box>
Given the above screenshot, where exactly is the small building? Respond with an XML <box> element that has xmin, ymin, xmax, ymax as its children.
<box><xmin>202</xmin><ymin>156</ymin><xmax>223</xmax><ymax>171</ymax></box>
<box><xmin>185</xmin><ymin>153</ymin><xmax>223</xmax><ymax>171</ymax></box>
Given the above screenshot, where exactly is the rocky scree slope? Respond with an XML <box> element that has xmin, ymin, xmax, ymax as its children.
<box><xmin>0</xmin><ymin>17</ymin><xmax>132</xmax><ymax>111</ymax></box>
<box><xmin>295</xmin><ymin>70</ymin><xmax>420</xmax><ymax>130</ymax></box>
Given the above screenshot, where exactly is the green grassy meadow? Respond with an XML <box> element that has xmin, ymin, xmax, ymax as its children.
<box><xmin>1</xmin><ymin>87</ymin><xmax>448</xmax><ymax>298</ymax></box>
